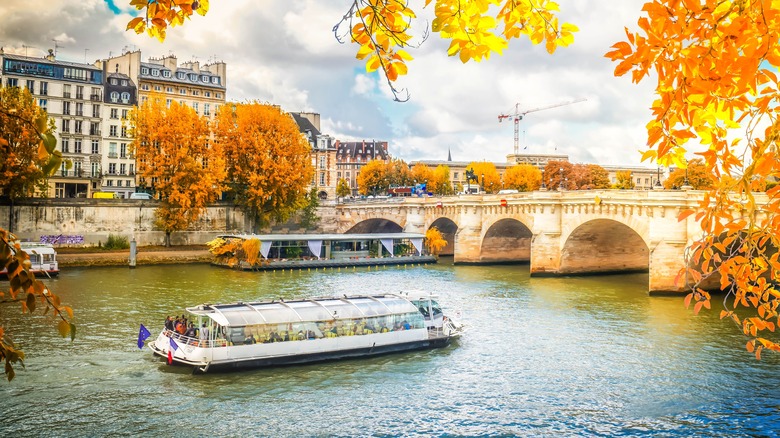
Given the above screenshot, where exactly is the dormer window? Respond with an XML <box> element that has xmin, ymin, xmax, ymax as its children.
<box><xmin>211</xmin><ymin>77</ymin><xmax>219</xmax><ymax>84</ymax></box>
<box><xmin>151</xmin><ymin>69</ymin><xmax>160</xmax><ymax>77</ymax></box>
<box><xmin>201</xmin><ymin>75</ymin><xmax>209</xmax><ymax>82</ymax></box>
<box><xmin>110</xmin><ymin>91</ymin><xmax>119</xmax><ymax>103</ymax></box>
<box><xmin>121</xmin><ymin>79</ymin><xmax>128</xmax><ymax>86</ymax></box>
<box><xmin>163</xmin><ymin>70</ymin><xmax>171</xmax><ymax>78</ymax></box>
<box><xmin>121</xmin><ymin>92</ymin><xmax>130</xmax><ymax>103</ymax></box>
<box><xmin>189</xmin><ymin>73</ymin><xmax>197</xmax><ymax>81</ymax></box>
<box><xmin>141</xmin><ymin>67</ymin><xmax>149</xmax><ymax>75</ymax></box>
<box><xmin>110</xmin><ymin>78</ymin><xmax>117</xmax><ymax>85</ymax></box>
<box><xmin>176</xmin><ymin>72</ymin><xmax>185</xmax><ymax>80</ymax></box>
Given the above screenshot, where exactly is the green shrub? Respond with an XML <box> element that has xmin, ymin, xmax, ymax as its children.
<box><xmin>104</xmin><ymin>234</ymin><xmax>130</xmax><ymax>250</ymax></box>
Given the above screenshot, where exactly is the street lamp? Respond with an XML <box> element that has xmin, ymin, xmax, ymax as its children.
<box><xmin>540</xmin><ymin>170</ymin><xmax>546</xmax><ymax>190</ymax></box>
<box><xmin>559</xmin><ymin>167</ymin><xmax>564</xmax><ymax>191</ymax></box>
<box><xmin>654</xmin><ymin>165</ymin><xmax>663</xmax><ymax>189</ymax></box>
<box><xmin>481</xmin><ymin>173</ymin><xmax>484</xmax><ymax>193</ymax></box>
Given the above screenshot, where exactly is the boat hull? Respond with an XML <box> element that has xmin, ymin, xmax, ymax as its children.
<box><xmin>150</xmin><ymin>335</ymin><xmax>452</xmax><ymax>374</ymax></box>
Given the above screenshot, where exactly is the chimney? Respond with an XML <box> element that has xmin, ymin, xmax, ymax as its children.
<box><xmin>46</xmin><ymin>49</ymin><xmax>55</xmax><ymax>61</ymax></box>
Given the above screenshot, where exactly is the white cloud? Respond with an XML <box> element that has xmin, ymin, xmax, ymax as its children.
<box><xmin>0</xmin><ymin>0</ymin><xmax>662</xmax><ymax>168</ymax></box>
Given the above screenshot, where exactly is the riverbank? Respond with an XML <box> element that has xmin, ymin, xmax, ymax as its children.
<box><xmin>56</xmin><ymin>245</ymin><xmax>212</xmax><ymax>267</ymax></box>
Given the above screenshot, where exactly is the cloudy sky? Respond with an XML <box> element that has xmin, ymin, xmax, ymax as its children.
<box><xmin>1</xmin><ymin>0</ymin><xmax>657</xmax><ymax>166</ymax></box>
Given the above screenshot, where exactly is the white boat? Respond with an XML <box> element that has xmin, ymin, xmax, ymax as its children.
<box><xmin>148</xmin><ymin>291</ymin><xmax>464</xmax><ymax>373</ymax></box>
<box><xmin>1</xmin><ymin>242</ymin><xmax>59</xmax><ymax>278</ymax></box>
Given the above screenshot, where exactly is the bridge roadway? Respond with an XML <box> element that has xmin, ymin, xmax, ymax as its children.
<box><xmin>334</xmin><ymin>189</ymin><xmax>761</xmax><ymax>294</ymax></box>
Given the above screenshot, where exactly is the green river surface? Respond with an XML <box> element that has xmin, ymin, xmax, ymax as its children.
<box><xmin>1</xmin><ymin>260</ymin><xmax>779</xmax><ymax>437</ymax></box>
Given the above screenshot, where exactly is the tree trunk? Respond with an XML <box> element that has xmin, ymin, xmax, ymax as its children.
<box><xmin>8</xmin><ymin>198</ymin><xmax>14</xmax><ymax>234</ymax></box>
<box><xmin>164</xmin><ymin>231</ymin><xmax>171</xmax><ymax>247</ymax></box>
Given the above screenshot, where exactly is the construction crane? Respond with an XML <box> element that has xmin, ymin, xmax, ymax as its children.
<box><xmin>498</xmin><ymin>98</ymin><xmax>586</xmax><ymax>155</ymax></box>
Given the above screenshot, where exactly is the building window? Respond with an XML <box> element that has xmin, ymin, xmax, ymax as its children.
<box><xmin>74</xmin><ymin>161</ymin><xmax>82</xmax><ymax>177</ymax></box>
<box><xmin>153</xmin><ymin>85</ymin><xmax>161</xmax><ymax>91</ymax></box>
<box><xmin>62</xmin><ymin>101</ymin><xmax>71</xmax><ymax>115</ymax></box>
<box><xmin>55</xmin><ymin>183</ymin><xmax>64</xmax><ymax>198</ymax></box>
<box><xmin>122</xmin><ymin>109</ymin><xmax>129</xmax><ymax>119</ymax></box>
<box><xmin>192</xmin><ymin>90</ymin><xmax>199</xmax><ymax>96</ymax></box>
<box><xmin>320</xmin><ymin>172</ymin><xmax>325</xmax><ymax>185</ymax></box>
<box><xmin>126</xmin><ymin>180</ymin><xmax>132</xmax><ymax>187</ymax></box>
<box><xmin>90</xmin><ymin>122</ymin><xmax>100</xmax><ymax>135</ymax></box>
<box><xmin>61</xmin><ymin>120</ymin><xmax>70</xmax><ymax>133</ymax></box>
<box><xmin>63</xmin><ymin>84</ymin><xmax>71</xmax><ymax>98</ymax></box>
<box><xmin>166</xmin><ymin>87</ymin><xmax>173</xmax><ymax>93</ymax></box>
<box><xmin>109</xmin><ymin>143</ymin><xmax>117</xmax><ymax>158</ymax></box>
<box><xmin>74</xmin><ymin>120</ymin><xmax>82</xmax><ymax>134</ymax></box>
<box><xmin>192</xmin><ymin>102</ymin><xmax>199</xmax><ymax>113</ymax></box>
<box><xmin>26</xmin><ymin>80</ymin><xmax>34</xmax><ymax>92</ymax></box>
<box><xmin>76</xmin><ymin>86</ymin><xmax>84</xmax><ymax>99</ymax></box>
<box><xmin>110</xmin><ymin>78</ymin><xmax>117</xmax><ymax>85</ymax></box>
<box><xmin>38</xmin><ymin>99</ymin><xmax>47</xmax><ymax>111</ymax></box>
<box><xmin>205</xmin><ymin>91</ymin><xmax>211</xmax><ymax>98</ymax></box>
<box><xmin>121</xmin><ymin>126</ymin><xmax>127</xmax><ymax>138</ymax></box>
<box><xmin>319</xmin><ymin>156</ymin><xmax>326</xmax><ymax>169</ymax></box>
<box><xmin>91</xmin><ymin>87</ymin><xmax>101</xmax><ymax>100</ymax></box>
<box><xmin>163</xmin><ymin>70</ymin><xmax>171</xmax><ymax>78</ymax></box>
<box><xmin>40</xmin><ymin>81</ymin><xmax>48</xmax><ymax>95</ymax></box>
<box><xmin>179</xmin><ymin>88</ymin><xmax>186</xmax><ymax>95</ymax></box>
<box><xmin>203</xmin><ymin>103</ymin><xmax>210</xmax><ymax>116</ymax></box>
<box><xmin>151</xmin><ymin>69</ymin><xmax>159</xmax><ymax>76</ymax></box>
<box><xmin>121</xmin><ymin>92</ymin><xmax>130</xmax><ymax>103</ymax></box>
<box><xmin>61</xmin><ymin>139</ymin><xmax>69</xmax><ymax>153</ymax></box>
<box><xmin>91</xmin><ymin>162</ymin><xmax>100</xmax><ymax>178</ymax></box>
<box><xmin>6</xmin><ymin>78</ymin><xmax>18</xmax><ymax>87</ymax></box>
<box><xmin>121</xmin><ymin>79</ymin><xmax>128</xmax><ymax>86</ymax></box>
<box><xmin>129</xmin><ymin>164</ymin><xmax>134</xmax><ymax>175</ymax></box>
<box><xmin>106</xmin><ymin>179</ymin><xmax>114</xmax><ymax>187</ymax></box>
<box><xmin>91</xmin><ymin>139</ymin><xmax>99</xmax><ymax>154</ymax></box>
<box><xmin>110</xmin><ymin>125</ymin><xmax>118</xmax><ymax>137</ymax></box>
<box><xmin>75</xmin><ymin>102</ymin><xmax>83</xmax><ymax>116</ymax></box>
<box><xmin>141</xmin><ymin>84</ymin><xmax>150</xmax><ymax>91</ymax></box>
<box><xmin>108</xmin><ymin>163</ymin><xmax>116</xmax><ymax>174</ymax></box>
<box><xmin>166</xmin><ymin>99</ymin><xmax>172</xmax><ymax>108</ymax></box>
<box><xmin>110</xmin><ymin>108</ymin><xmax>118</xmax><ymax>119</ymax></box>
<box><xmin>110</xmin><ymin>92</ymin><xmax>119</xmax><ymax>103</ymax></box>
<box><xmin>74</xmin><ymin>139</ymin><xmax>82</xmax><ymax>154</ymax></box>
<box><xmin>92</xmin><ymin>104</ymin><xmax>100</xmax><ymax>118</ymax></box>
<box><xmin>120</xmin><ymin>143</ymin><xmax>127</xmax><ymax>158</ymax></box>
<box><xmin>216</xmin><ymin>93</ymin><xmax>221</xmax><ymax>98</ymax></box>
<box><xmin>141</xmin><ymin>67</ymin><xmax>149</xmax><ymax>75</ymax></box>
<box><xmin>120</xmin><ymin>163</ymin><xmax>126</xmax><ymax>175</ymax></box>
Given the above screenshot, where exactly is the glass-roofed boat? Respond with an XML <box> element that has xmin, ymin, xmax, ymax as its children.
<box><xmin>148</xmin><ymin>292</ymin><xmax>463</xmax><ymax>373</ymax></box>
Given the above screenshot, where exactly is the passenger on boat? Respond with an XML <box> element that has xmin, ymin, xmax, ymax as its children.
<box><xmin>297</xmin><ymin>330</ymin><xmax>306</xmax><ymax>341</ymax></box>
<box><xmin>164</xmin><ymin>316</ymin><xmax>174</xmax><ymax>332</ymax></box>
<box><xmin>244</xmin><ymin>334</ymin><xmax>256</xmax><ymax>344</ymax></box>
<box><xmin>184</xmin><ymin>323</ymin><xmax>197</xmax><ymax>338</ymax></box>
<box><xmin>199</xmin><ymin>323</ymin><xmax>210</xmax><ymax>346</ymax></box>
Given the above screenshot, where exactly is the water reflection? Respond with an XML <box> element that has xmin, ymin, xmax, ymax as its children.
<box><xmin>2</xmin><ymin>262</ymin><xmax>778</xmax><ymax>436</ymax></box>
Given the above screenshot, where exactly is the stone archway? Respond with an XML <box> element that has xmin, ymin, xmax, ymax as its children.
<box><xmin>480</xmin><ymin>218</ymin><xmax>533</xmax><ymax>263</ymax></box>
<box><xmin>345</xmin><ymin>218</ymin><xmax>403</xmax><ymax>234</ymax></box>
<box><xmin>318</xmin><ymin>190</ymin><xmax>328</xmax><ymax>200</ymax></box>
<box><xmin>560</xmin><ymin>219</ymin><xmax>648</xmax><ymax>274</ymax></box>
<box><xmin>429</xmin><ymin>217</ymin><xmax>458</xmax><ymax>256</ymax></box>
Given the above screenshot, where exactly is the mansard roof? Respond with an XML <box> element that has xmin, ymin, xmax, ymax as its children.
<box><xmin>335</xmin><ymin>140</ymin><xmax>388</xmax><ymax>160</ymax></box>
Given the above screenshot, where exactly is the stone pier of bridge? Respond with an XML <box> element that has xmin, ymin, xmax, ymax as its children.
<box><xmin>335</xmin><ymin>189</ymin><xmax>728</xmax><ymax>294</ymax></box>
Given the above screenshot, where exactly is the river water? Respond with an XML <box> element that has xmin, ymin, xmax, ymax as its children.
<box><xmin>2</xmin><ymin>261</ymin><xmax>778</xmax><ymax>437</ymax></box>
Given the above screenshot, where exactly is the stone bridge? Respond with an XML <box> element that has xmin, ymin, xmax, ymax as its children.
<box><xmin>334</xmin><ymin>190</ymin><xmax>730</xmax><ymax>294</ymax></box>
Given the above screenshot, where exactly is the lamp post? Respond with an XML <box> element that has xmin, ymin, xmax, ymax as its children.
<box><xmin>559</xmin><ymin>167</ymin><xmax>564</xmax><ymax>191</ymax></box>
<box><xmin>481</xmin><ymin>173</ymin><xmax>484</xmax><ymax>193</ymax></box>
<box><xmin>540</xmin><ymin>169</ymin><xmax>547</xmax><ymax>191</ymax></box>
<box><xmin>654</xmin><ymin>165</ymin><xmax>663</xmax><ymax>189</ymax></box>
<box><xmin>681</xmin><ymin>162</ymin><xmax>692</xmax><ymax>190</ymax></box>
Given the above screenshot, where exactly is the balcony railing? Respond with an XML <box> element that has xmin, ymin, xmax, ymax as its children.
<box><xmin>76</xmin><ymin>93</ymin><xmax>84</xmax><ymax>100</ymax></box>
<box><xmin>63</xmin><ymin>92</ymin><xmax>71</xmax><ymax>98</ymax></box>
<box><xmin>90</xmin><ymin>94</ymin><xmax>102</xmax><ymax>101</ymax></box>
<box><xmin>108</xmin><ymin>153</ymin><xmax>118</xmax><ymax>158</ymax></box>
<box><xmin>75</xmin><ymin>110</ymin><xmax>83</xmax><ymax>116</ymax></box>
<box><xmin>90</xmin><ymin>129</ymin><xmax>101</xmax><ymax>136</ymax></box>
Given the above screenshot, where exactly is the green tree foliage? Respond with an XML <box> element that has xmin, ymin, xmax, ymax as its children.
<box><xmin>336</xmin><ymin>178</ymin><xmax>352</xmax><ymax>198</ymax></box>
<box><xmin>299</xmin><ymin>187</ymin><xmax>321</xmax><ymax>230</ymax></box>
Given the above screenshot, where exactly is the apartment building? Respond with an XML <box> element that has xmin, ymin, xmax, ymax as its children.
<box><xmin>335</xmin><ymin>140</ymin><xmax>389</xmax><ymax>195</ymax></box>
<box><xmin>291</xmin><ymin>112</ymin><xmax>337</xmax><ymax>200</ymax></box>
<box><xmin>100</xmin><ymin>72</ymin><xmax>137</xmax><ymax>198</ymax></box>
<box><xmin>0</xmin><ymin>49</ymin><xmax>105</xmax><ymax>197</ymax></box>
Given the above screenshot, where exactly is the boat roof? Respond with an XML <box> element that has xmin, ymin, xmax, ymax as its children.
<box><xmin>18</xmin><ymin>242</ymin><xmax>56</xmax><ymax>255</ymax></box>
<box><xmin>217</xmin><ymin>233</ymin><xmax>425</xmax><ymax>242</ymax></box>
<box><xmin>186</xmin><ymin>294</ymin><xmax>420</xmax><ymax>327</ymax></box>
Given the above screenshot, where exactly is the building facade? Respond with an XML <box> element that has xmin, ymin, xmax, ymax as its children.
<box><xmin>335</xmin><ymin>140</ymin><xmax>389</xmax><ymax>195</ymax></box>
<box><xmin>292</xmin><ymin>112</ymin><xmax>337</xmax><ymax>200</ymax></box>
<box><xmin>99</xmin><ymin>72</ymin><xmax>137</xmax><ymax>198</ymax></box>
<box><xmin>1</xmin><ymin>49</ymin><xmax>105</xmax><ymax>198</ymax></box>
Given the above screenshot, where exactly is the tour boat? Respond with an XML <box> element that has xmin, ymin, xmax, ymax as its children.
<box><xmin>0</xmin><ymin>242</ymin><xmax>59</xmax><ymax>278</ymax></box>
<box><xmin>148</xmin><ymin>291</ymin><xmax>464</xmax><ymax>373</ymax></box>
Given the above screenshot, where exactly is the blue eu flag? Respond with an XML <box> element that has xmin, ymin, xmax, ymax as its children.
<box><xmin>137</xmin><ymin>324</ymin><xmax>151</xmax><ymax>349</ymax></box>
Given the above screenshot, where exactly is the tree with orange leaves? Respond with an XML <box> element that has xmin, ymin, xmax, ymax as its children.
<box><xmin>357</xmin><ymin>159</ymin><xmax>388</xmax><ymax>195</ymax></box>
<box><xmin>466</xmin><ymin>161</ymin><xmax>500</xmax><ymax>194</ymax></box>
<box><xmin>606</xmin><ymin>1</ymin><xmax>780</xmax><ymax>359</ymax></box>
<box><xmin>130</xmin><ymin>94</ymin><xmax>225</xmax><ymax>246</ymax></box>
<box><xmin>503</xmin><ymin>163</ymin><xmax>541</xmax><ymax>192</ymax></box>
<box><xmin>663</xmin><ymin>159</ymin><xmax>716</xmax><ymax>190</ymax></box>
<box><xmin>215</xmin><ymin>102</ymin><xmax>313</xmax><ymax>229</ymax></box>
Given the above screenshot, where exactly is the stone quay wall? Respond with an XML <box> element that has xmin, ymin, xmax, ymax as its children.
<box><xmin>0</xmin><ymin>199</ymin><xmax>341</xmax><ymax>247</ymax></box>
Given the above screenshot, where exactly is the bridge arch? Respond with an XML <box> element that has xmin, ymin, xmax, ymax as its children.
<box><xmin>345</xmin><ymin>218</ymin><xmax>403</xmax><ymax>234</ymax></box>
<box><xmin>560</xmin><ymin>219</ymin><xmax>649</xmax><ymax>274</ymax></box>
<box><xmin>480</xmin><ymin>218</ymin><xmax>533</xmax><ymax>263</ymax></box>
<box><xmin>428</xmin><ymin>217</ymin><xmax>458</xmax><ymax>256</ymax></box>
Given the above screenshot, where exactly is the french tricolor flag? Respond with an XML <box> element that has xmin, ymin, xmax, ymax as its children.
<box><xmin>168</xmin><ymin>337</ymin><xmax>179</xmax><ymax>365</ymax></box>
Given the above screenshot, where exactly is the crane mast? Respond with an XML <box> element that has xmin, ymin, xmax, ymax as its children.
<box><xmin>498</xmin><ymin>98</ymin><xmax>586</xmax><ymax>155</ymax></box>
